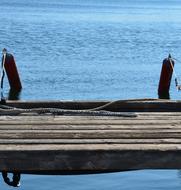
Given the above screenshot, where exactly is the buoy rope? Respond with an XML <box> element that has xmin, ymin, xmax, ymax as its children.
<box><xmin>168</xmin><ymin>56</ymin><xmax>181</xmax><ymax>90</ymax></box>
<box><xmin>169</xmin><ymin>57</ymin><xmax>177</xmax><ymax>78</ymax></box>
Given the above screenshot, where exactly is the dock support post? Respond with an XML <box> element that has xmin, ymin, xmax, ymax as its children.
<box><xmin>158</xmin><ymin>54</ymin><xmax>174</xmax><ymax>99</ymax></box>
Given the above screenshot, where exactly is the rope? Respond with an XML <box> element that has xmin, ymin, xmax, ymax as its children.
<box><xmin>2</xmin><ymin>172</ymin><xmax>21</xmax><ymax>187</ymax></box>
<box><xmin>168</xmin><ymin>56</ymin><xmax>181</xmax><ymax>91</ymax></box>
<box><xmin>169</xmin><ymin>57</ymin><xmax>177</xmax><ymax>78</ymax></box>
<box><xmin>171</xmin><ymin>56</ymin><xmax>181</xmax><ymax>90</ymax></box>
<box><xmin>87</xmin><ymin>100</ymin><xmax>123</xmax><ymax>111</ymax></box>
<box><xmin>0</xmin><ymin>99</ymin><xmax>140</xmax><ymax>117</ymax></box>
<box><xmin>0</xmin><ymin>107</ymin><xmax>137</xmax><ymax>117</ymax></box>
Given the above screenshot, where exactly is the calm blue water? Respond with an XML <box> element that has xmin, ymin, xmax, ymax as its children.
<box><xmin>1</xmin><ymin>0</ymin><xmax>181</xmax><ymax>189</ymax></box>
<box><xmin>1</xmin><ymin>0</ymin><xmax>181</xmax><ymax>100</ymax></box>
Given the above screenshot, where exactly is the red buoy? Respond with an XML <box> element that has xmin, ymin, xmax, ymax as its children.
<box><xmin>4</xmin><ymin>53</ymin><xmax>22</xmax><ymax>91</ymax></box>
<box><xmin>158</xmin><ymin>55</ymin><xmax>174</xmax><ymax>99</ymax></box>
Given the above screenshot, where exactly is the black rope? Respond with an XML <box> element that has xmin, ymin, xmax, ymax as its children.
<box><xmin>2</xmin><ymin>171</ymin><xmax>21</xmax><ymax>187</ymax></box>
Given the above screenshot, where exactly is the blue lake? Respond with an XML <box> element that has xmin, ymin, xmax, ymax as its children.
<box><xmin>1</xmin><ymin>0</ymin><xmax>181</xmax><ymax>189</ymax></box>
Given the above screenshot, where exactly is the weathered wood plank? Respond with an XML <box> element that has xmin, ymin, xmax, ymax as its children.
<box><xmin>0</xmin><ymin>124</ymin><xmax>179</xmax><ymax>130</ymax></box>
<box><xmin>1</xmin><ymin>113</ymin><xmax>181</xmax><ymax>122</ymax></box>
<box><xmin>1</xmin><ymin>99</ymin><xmax>181</xmax><ymax>173</ymax></box>
<box><xmin>1</xmin><ymin>129</ymin><xmax>181</xmax><ymax>133</ymax></box>
<box><xmin>1</xmin><ymin>144</ymin><xmax>181</xmax><ymax>173</ymax></box>
<box><xmin>1</xmin><ymin>138</ymin><xmax>181</xmax><ymax>144</ymax></box>
<box><xmin>0</xmin><ymin>143</ymin><xmax>181</xmax><ymax>151</ymax></box>
<box><xmin>0</xmin><ymin>115</ymin><xmax>181</xmax><ymax>129</ymax></box>
<box><xmin>0</xmin><ymin>130</ymin><xmax>181</xmax><ymax>139</ymax></box>
<box><xmin>0</xmin><ymin>121</ymin><xmax>174</xmax><ymax>125</ymax></box>
<box><xmin>1</xmin><ymin>148</ymin><xmax>181</xmax><ymax>173</ymax></box>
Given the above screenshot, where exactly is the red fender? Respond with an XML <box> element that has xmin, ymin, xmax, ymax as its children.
<box><xmin>4</xmin><ymin>53</ymin><xmax>22</xmax><ymax>91</ymax></box>
<box><xmin>158</xmin><ymin>57</ymin><xmax>174</xmax><ymax>98</ymax></box>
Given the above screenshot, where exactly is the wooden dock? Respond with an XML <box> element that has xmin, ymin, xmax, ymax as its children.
<box><xmin>1</xmin><ymin>99</ymin><xmax>181</xmax><ymax>175</ymax></box>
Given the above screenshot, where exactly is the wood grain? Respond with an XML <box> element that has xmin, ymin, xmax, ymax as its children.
<box><xmin>1</xmin><ymin>100</ymin><xmax>181</xmax><ymax>174</ymax></box>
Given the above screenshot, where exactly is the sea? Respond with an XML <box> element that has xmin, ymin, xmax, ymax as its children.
<box><xmin>1</xmin><ymin>0</ymin><xmax>181</xmax><ymax>189</ymax></box>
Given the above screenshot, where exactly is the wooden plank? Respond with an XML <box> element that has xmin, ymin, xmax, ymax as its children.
<box><xmin>0</xmin><ymin>116</ymin><xmax>181</xmax><ymax>125</ymax></box>
<box><xmin>0</xmin><ymin>115</ymin><xmax>179</xmax><ymax>124</ymax></box>
<box><xmin>0</xmin><ymin>124</ymin><xmax>179</xmax><ymax>130</ymax></box>
<box><xmin>1</xmin><ymin>144</ymin><xmax>181</xmax><ymax>173</ymax></box>
<box><xmin>1</xmin><ymin>129</ymin><xmax>181</xmax><ymax>133</ymax></box>
<box><xmin>0</xmin><ymin>143</ymin><xmax>181</xmax><ymax>151</ymax></box>
<box><xmin>0</xmin><ymin>112</ymin><xmax>181</xmax><ymax>121</ymax></box>
<box><xmin>1</xmin><ymin>138</ymin><xmax>181</xmax><ymax>144</ymax></box>
<box><xmin>0</xmin><ymin>130</ymin><xmax>181</xmax><ymax>139</ymax></box>
<box><xmin>1</xmin><ymin>113</ymin><xmax>181</xmax><ymax>119</ymax></box>
<box><xmin>0</xmin><ymin>119</ymin><xmax>176</xmax><ymax>124</ymax></box>
<box><xmin>1</xmin><ymin>146</ymin><xmax>181</xmax><ymax>173</ymax></box>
